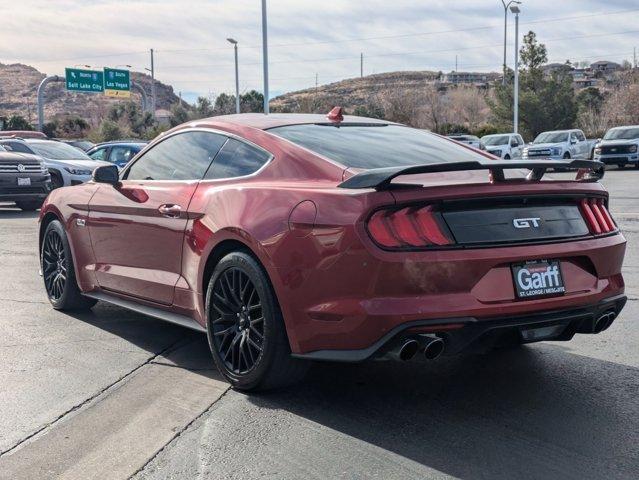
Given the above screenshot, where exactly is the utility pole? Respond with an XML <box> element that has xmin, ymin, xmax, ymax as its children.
<box><xmin>634</xmin><ymin>47</ymin><xmax>637</xmax><ymax>69</ymax></box>
<box><xmin>455</xmin><ymin>55</ymin><xmax>458</xmax><ymax>72</ymax></box>
<box><xmin>360</xmin><ymin>53</ymin><xmax>363</xmax><ymax>77</ymax></box>
<box><xmin>511</xmin><ymin>5</ymin><xmax>520</xmax><ymax>133</ymax></box>
<box><xmin>261</xmin><ymin>0</ymin><xmax>269</xmax><ymax>114</ymax></box>
<box><xmin>150</xmin><ymin>48</ymin><xmax>156</xmax><ymax>118</ymax></box>
<box><xmin>315</xmin><ymin>73</ymin><xmax>318</xmax><ymax>91</ymax></box>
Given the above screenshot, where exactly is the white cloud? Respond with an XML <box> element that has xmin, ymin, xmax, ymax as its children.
<box><xmin>0</xmin><ymin>0</ymin><xmax>637</xmax><ymax>101</ymax></box>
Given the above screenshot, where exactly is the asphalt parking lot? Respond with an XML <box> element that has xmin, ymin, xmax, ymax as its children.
<box><xmin>0</xmin><ymin>170</ymin><xmax>638</xmax><ymax>480</ymax></box>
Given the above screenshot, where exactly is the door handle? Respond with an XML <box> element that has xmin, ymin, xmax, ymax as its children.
<box><xmin>158</xmin><ymin>204</ymin><xmax>182</xmax><ymax>218</ymax></box>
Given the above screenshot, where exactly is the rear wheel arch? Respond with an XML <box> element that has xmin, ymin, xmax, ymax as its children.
<box><xmin>201</xmin><ymin>239</ymin><xmax>300</xmax><ymax>365</ymax></box>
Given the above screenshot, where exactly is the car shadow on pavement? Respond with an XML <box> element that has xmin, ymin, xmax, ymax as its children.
<box><xmin>246</xmin><ymin>345</ymin><xmax>639</xmax><ymax>480</ymax></box>
<box><xmin>0</xmin><ymin>206</ymin><xmax>39</xmax><ymax>220</ymax></box>
<box><xmin>64</xmin><ymin>302</ymin><xmax>219</xmax><ymax>377</ymax></box>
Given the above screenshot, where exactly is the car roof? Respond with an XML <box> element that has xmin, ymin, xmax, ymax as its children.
<box><xmin>93</xmin><ymin>141</ymin><xmax>147</xmax><ymax>148</ymax></box>
<box><xmin>189</xmin><ymin>113</ymin><xmax>393</xmax><ymax>130</ymax></box>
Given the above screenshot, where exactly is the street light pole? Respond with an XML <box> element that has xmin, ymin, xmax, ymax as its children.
<box><xmin>501</xmin><ymin>0</ymin><xmax>521</xmax><ymax>85</ymax></box>
<box><xmin>227</xmin><ymin>38</ymin><xmax>240</xmax><ymax>114</ymax></box>
<box><xmin>150</xmin><ymin>48</ymin><xmax>156</xmax><ymax>119</ymax></box>
<box><xmin>261</xmin><ymin>0</ymin><xmax>269</xmax><ymax>114</ymax></box>
<box><xmin>511</xmin><ymin>4</ymin><xmax>520</xmax><ymax>133</ymax></box>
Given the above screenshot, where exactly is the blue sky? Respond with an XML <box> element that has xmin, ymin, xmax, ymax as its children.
<box><xmin>1</xmin><ymin>0</ymin><xmax>637</xmax><ymax>103</ymax></box>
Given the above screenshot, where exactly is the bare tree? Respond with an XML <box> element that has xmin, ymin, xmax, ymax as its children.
<box><xmin>447</xmin><ymin>87</ymin><xmax>489</xmax><ymax>130</ymax></box>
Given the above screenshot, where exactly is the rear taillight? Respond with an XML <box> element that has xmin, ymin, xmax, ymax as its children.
<box><xmin>580</xmin><ymin>198</ymin><xmax>617</xmax><ymax>234</ymax></box>
<box><xmin>367</xmin><ymin>206</ymin><xmax>453</xmax><ymax>249</ymax></box>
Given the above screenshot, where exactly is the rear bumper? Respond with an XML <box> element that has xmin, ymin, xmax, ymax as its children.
<box><xmin>293</xmin><ymin>294</ymin><xmax>627</xmax><ymax>361</ymax></box>
<box><xmin>280</xmin><ymin>230</ymin><xmax>626</xmax><ymax>356</ymax></box>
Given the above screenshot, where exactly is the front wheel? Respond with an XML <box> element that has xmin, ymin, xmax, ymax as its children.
<box><xmin>206</xmin><ymin>251</ymin><xmax>308</xmax><ymax>391</ymax></box>
<box><xmin>41</xmin><ymin>220</ymin><xmax>97</xmax><ymax>311</ymax></box>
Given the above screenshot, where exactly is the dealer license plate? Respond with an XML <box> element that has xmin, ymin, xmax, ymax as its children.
<box><xmin>511</xmin><ymin>259</ymin><xmax>565</xmax><ymax>299</ymax></box>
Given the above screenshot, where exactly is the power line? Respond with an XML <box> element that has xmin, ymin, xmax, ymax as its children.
<box><xmin>29</xmin><ymin>5</ymin><xmax>636</xmax><ymax>62</ymax></box>
<box><xmin>158</xmin><ymin>7</ymin><xmax>639</xmax><ymax>53</ymax></box>
<box><xmin>158</xmin><ymin>29</ymin><xmax>639</xmax><ymax>70</ymax></box>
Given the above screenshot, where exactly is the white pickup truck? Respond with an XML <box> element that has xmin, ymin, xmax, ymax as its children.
<box><xmin>593</xmin><ymin>125</ymin><xmax>639</xmax><ymax>168</ymax></box>
<box><xmin>522</xmin><ymin>129</ymin><xmax>597</xmax><ymax>161</ymax></box>
<box><xmin>481</xmin><ymin>133</ymin><xmax>525</xmax><ymax>159</ymax></box>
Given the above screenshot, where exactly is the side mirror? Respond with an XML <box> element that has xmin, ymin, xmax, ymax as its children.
<box><xmin>510</xmin><ymin>140</ymin><xmax>518</xmax><ymax>147</ymax></box>
<box><xmin>92</xmin><ymin>165</ymin><xmax>119</xmax><ymax>185</ymax></box>
<box><xmin>570</xmin><ymin>138</ymin><xmax>578</xmax><ymax>144</ymax></box>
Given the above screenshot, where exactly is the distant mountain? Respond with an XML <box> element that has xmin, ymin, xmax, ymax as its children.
<box><xmin>0</xmin><ymin>63</ymin><xmax>180</xmax><ymax>126</ymax></box>
<box><xmin>270</xmin><ymin>70</ymin><xmax>442</xmax><ymax>113</ymax></box>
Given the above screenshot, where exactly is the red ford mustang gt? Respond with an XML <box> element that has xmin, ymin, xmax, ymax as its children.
<box><xmin>38</xmin><ymin>111</ymin><xmax>626</xmax><ymax>390</ymax></box>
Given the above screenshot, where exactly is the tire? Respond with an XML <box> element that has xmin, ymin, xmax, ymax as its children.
<box><xmin>504</xmin><ymin>154</ymin><xmax>511</xmax><ymax>160</ymax></box>
<box><xmin>50</xmin><ymin>171</ymin><xmax>64</xmax><ymax>189</ymax></box>
<box><xmin>562</xmin><ymin>152</ymin><xmax>571</xmax><ymax>160</ymax></box>
<box><xmin>41</xmin><ymin>220</ymin><xmax>97</xmax><ymax>311</ymax></box>
<box><xmin>16</xmin><ymin>200</ymin><xmax>42</xmax><ymax>211</ymax></box>
<box><xmin>205</xmin><ymin>251</ymin><xmax>308</xmax><ymax>391</ymax></box>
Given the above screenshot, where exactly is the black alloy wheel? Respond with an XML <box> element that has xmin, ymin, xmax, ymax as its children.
<box><xmin>210</xmin><ymin>267</ymin><xmax>265</xmax><ymax>374</ymax></box>
<box><xmin>42</xmin><ymin>229</ymin><xmax>67</xmax><ymax>301</ymax></box>
<box><xmin>205</xmin><ymin>251</ymin><xmax>308</xmax><ymax>391</ymax></box>
<box><xmin>40</xmin><ymin>220</ymin><xmax>97</xmax><ymax>311</ymax></box>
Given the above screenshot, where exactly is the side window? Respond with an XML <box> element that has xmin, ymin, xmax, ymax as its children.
<box><xmin>110</xmin><ymin>146</ymin><xmax>134</xmax><ymax>167</ymax></box>
<box><xmin>204</xmin><ymin>138</ymin><xmax>271</xmax><ymax>180</ymax></box>
<box><xmin>570</xmin><ymin>132</ymin><xmax>578</xmax><ymax>143</ymax></box>
<box><xmin>3</xmin><ymin>141</ymin><xmax>33</xmax><ymax>154</ymax></box>
<box><xmin>89</xmin><ymin>148</ymin><xmax>106</xmax><ymax>161</ymax></box>
<box><xmin>517</xmin><ymin>135</ymin><xmax>525</xmax><ymax>145</ymax></box>
<box><xmin>126</xmin><ymin>131</ymin><xmax>227</xmax><ymax>181</ymax></box>
<box><xmin>577</xmin><ymin>131</ymin><xmax>586</xmax><ymax>142</ymax></box>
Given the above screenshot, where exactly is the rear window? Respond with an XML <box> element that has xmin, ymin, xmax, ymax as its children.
<box><xmin>268</xmin><ymin>124</ymin><xmax>486</xmax><ymax>169</ymax></box>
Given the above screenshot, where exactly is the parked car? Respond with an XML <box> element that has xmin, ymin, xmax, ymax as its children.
<box><xmin>59</xmin><ymin>139</ymin><xmax>95</xmax><ymax>152</ymax></box>
<box><xmin>0</xmin><ymin>138</ymin><xmax>110</xmax><ymax>189</ymax></box>
<box><xmin>481</xmin><ymin>133</ymin><xmax>525</xmax><ymax>159</ymax></box>
<box><xmin>523</xmin><ymin>129</ymin><xmax>597</xmax><ymax>160</ymax></box>
<box><xmin>446</xmin><ymin>134</ymin><xmax>485</xmax><ymax>150</ymax></box>
<box><xmin>0</xmin><ymin>130</ymin><xmax>47</xmax><ymax>139</ymax></box>
<box><xmin>0</xmin><ymin>146</ymin><xmax>52</xmax><ymax>210</ymax></box>
<box><xmin>38</xmin><ymin>111</ymin><xmax>626</xmax><ymax>391</ymax></box>
<box><xmin>593</xmin><ymin>125</ymin><xmax>639</xmax><ymax>168</ymax></box>
<box><xmin>86</xmin><ymin>140</ymin><xmax>148</xmax><ymax>169</ymax></box>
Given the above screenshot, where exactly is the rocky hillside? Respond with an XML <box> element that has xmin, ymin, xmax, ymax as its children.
<box><xmin>0</xmin><ymin>63</ymin><xmax>180</xmax><ymax>126</ymax></box>
<box><xmin>270</xmin><ymin>70</ymin><xmax>441</xmax><ymax>113</ymax></box>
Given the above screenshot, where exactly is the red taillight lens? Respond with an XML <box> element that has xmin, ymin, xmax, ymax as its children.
<box><xmin>367</xmin><ymin>206</ymin><xmax>453</xmax><ymax>249</ymax></box>
<box><xmin>580</xmin><ymin>198</ymin><xmax>617</xmax><ymax>234</ymax></box>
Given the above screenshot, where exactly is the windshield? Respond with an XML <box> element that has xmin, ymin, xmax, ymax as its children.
<box><xmin>533</xmin><ymin>132</ymin><xmax>569</xmax><ymax>144</ymax></box>
<box><xmin>482</xmin><ymin>135</ymin><xmax>510</xmax><ymax>146</ymax></box>
<box><xmin>269</xmin><ymin>124</ymin><xmax>488</xmax><ymax>169</ymax></box>
<box><xmin>603</xmin><ymin>127</ymin><xmax>639</xmax><ymax>140</ymax></box>
<box><xmin>27</xmin><ymin>141</ymin><xmax>91</xmax><ymax>160</ymax></box>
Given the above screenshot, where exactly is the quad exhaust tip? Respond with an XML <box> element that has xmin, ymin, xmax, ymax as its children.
<box><xmin>422</xmin><ymin>335</ymin><xmax>445</xmax><ymax>360</ymax></box>
<box><xmin>394</xmin><ymin>335</ymin><xmax>445</xmax><ymax>361</ymax></box>
<box><xmin>397</xmin><ymin>339</ymin><xmax>421</xmax><ymax>361</ymax></box>
<box><xmin>593</xmin><ymin>310</ymin><xmax>616</xmax><ymax>333</ymax></box>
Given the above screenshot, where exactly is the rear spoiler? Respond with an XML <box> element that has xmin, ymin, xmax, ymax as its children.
<box><xmin>338</xmin><ymin>159</ymin><xmax>605</xmax><ymax>190</ymax></box>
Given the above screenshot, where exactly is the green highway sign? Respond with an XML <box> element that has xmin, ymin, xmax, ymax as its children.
<box><xmin>104</xmin><ymin>67</ymin><xmax>131</xmax><ymax>97</ymax></box>
<box><xmin>65</xmin><ymin>68</ymin><xmax>104</xmax><ymax>93</ymax></box>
